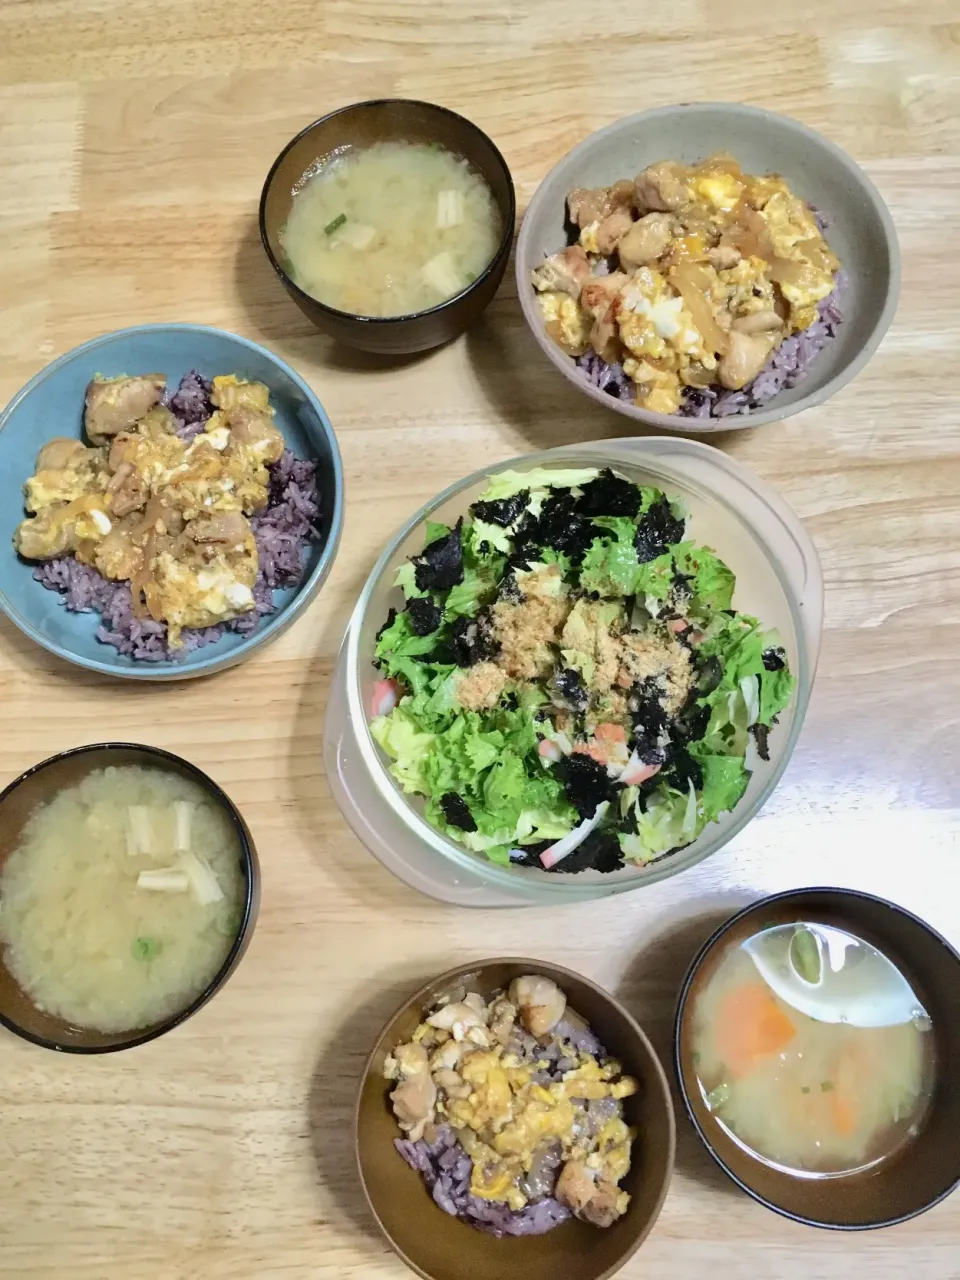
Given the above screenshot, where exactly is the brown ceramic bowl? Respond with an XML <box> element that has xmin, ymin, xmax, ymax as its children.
<box><xmin>259</xmin><ymin>100</ymin><xmax>516</xmax><ymax>355</ymax></box>
<box><xmin>0</xmin><ymin>743</ymin><xmax>260</xmax><ymax>1054</ymax></box>
<box><xmin>674</xmin><ymin>888</ymin><xmax>960</xmax><ymax>1229</ymax></box>
<box><xmin>357</xmin><ymin>957</ymin><xmax>675</xmax><ymax>1280</ymax></box>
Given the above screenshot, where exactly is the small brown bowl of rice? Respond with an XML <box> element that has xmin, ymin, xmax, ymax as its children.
<box><xmin>0</xmin><ymin>743</ymin><xmax>259</xmax><ymax>1053</ymax></box>
<box><xmin>356</xmin><ymin>958</ymin><xmax>675</xmax><ymax>1280</ymax></box>
<box><xmin>260</xmin><ymin>99</ymin><xmax>516</xmax><ymax>355</ymax></box>
<box><xmin>517</xmin><ymin>102</ymin><xmax>900</xmax><ymax>432</ymax></box>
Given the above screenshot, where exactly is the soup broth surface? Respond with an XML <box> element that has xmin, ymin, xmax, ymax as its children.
<box><xmin>282</xmin><ymin>140</ymin><xmax>502</xmax><ymax>317</ymax></box>
<box><xmin>0</xmin><ymin>766</ymin><xmax>244</xmax><ymax>1034</ymax></box>
<box><xmin>690</xmin><ymin>921</ymin><xmax>935</xmax><ymax>1176</ymax></box>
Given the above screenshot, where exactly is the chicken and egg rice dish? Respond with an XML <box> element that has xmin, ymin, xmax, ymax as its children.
<box><xmin>531</xmin><ymin>154</ymin><xmax>844</xmax><ymax>418</ymax></box>
<box><xmin>389</xmin><ymin>975</ymin><xmax>638</xmax><ymax>1236</ymax></box>
<box><xmin>13</xmin><ymin>371</ymin><xmax>320</xmax><ymax>660</ymax></box>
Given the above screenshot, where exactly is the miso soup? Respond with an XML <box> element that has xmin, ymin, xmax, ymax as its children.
<box><xmin>281</xmin><ymin>140</ymin><xmax>502</xmax><ymax>317</ymax></box>
<box><xmin>690</xmin><ymin>921</ymin><xmax>935</xmax><ymax>1176</ymax></box>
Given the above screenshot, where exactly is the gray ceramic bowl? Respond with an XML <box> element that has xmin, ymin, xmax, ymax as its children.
<box><xmin>0</xmin><ymin>324</ymin><xmax>344</xmax><ymax>680</ymax></box>
<box><xmin>516</xmin><ymin>103</ymin><xmax>900</xmax><ymax>432</ymax></box>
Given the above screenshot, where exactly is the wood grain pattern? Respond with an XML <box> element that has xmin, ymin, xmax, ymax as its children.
<box><xmin>1</xmin><ymin>2</ymin><xmax>959</xmax><ymax>1276</ymax></box>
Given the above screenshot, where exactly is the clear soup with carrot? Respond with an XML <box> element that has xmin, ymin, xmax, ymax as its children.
<box><xmin>690</xmin><ymin>922</ymin><xmax>935</xmax><ymax>1175</ymax></box>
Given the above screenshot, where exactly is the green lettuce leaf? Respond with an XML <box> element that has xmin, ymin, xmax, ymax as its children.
<box><xmin>579</xmin><ymin>517</ymin><xmax>642</xmax><ymax>597</ymax></box>
<box><xmin>393</xmin><ymin>562</ymin><xmax>427</xmax><ymax>599</ymax></box>
<box><xmin>758</xmin><ymin>666</ymin><xmax>795</xmax><ymax>726</ymax></box>
<box><xmin>619</xmin><ymin>782</ymin><xmax>703</xmax><ymax>862</ymax></box>
<box><xmin>370</xmin><ymin>710</ymin><xmax>436</xmax><ymax>793</ymax></box>
<box><xmin>673</xmin><ymin>542</ymin><xmax>736</xmax><ymax>614</ymax></box>
<box><xmin>477</xmin><ymin>466</ymin><xmax>600</xmax><ymax>503</ymax></box>
<box><xmin>694</xmin><ymin>751</ymin><xmax>750</xmax><ymax>822</ymax></box>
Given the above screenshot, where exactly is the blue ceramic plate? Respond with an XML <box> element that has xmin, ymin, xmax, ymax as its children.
<box><xmin>0</xmin><ymin>325</ymin><xmax>344</xmax><ymax>680</ymax></box>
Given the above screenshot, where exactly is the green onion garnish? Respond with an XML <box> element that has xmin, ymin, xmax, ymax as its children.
<box><xmin>820</xmin><ymin>1080</ymin><xmax>834</xmax><ymax>1093</ymax></box>
<box><xmin>324</xmin><ymin>213</ymin><xmax>347</xmax><ymax>236</ymax></box>
<box><xmin>133</xmin><ymin>936</ymin><xmax>162</xmax><ymax>960</ymax></box>
<box><xmin>801</xmin><ymin>1086</ymin><xmax>811</xmax><ymax>1095</ymax></box>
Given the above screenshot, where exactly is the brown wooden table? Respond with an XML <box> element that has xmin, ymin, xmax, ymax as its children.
<box><xmin>1</xmin><ymin>2</ymin><xmax>958</xmax><ymax>1275</ymax></box>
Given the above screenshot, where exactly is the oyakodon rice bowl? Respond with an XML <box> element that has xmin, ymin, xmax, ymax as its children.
<box><xmin>530</xmin><ymin>154</ymin><xmax>846</xmax><ymax>421</ymax></box>
<box><xmin>17</xmin><ymin>370</ymin><xmax>320</xmax><ymax>662</ymax></box>
<box><xmin>388</xmin><ymin>975</ymin><xmax>639</xmax><ymax>1237</ymax></box>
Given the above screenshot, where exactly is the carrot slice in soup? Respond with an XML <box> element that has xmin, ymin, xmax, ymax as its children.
<box><xmin>715</xmin><ymin>981</ymin><xmax>797</xmax><ymax>1078</ymax></box>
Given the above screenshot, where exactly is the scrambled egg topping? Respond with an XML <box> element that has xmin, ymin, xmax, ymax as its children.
<box><xmin>385</xmin><ymin>975</ymin><xmax>638</xmax><ymax>1228</ymax></box>
<box><xmin>14</xmin><ymin>373</ymin><xmax>285</xmax><ymax>646</ymax></box>
<box><xmin>532</xmin><ymin>154</ymin><xmax>840</xmax><ymax>413</ymax></box>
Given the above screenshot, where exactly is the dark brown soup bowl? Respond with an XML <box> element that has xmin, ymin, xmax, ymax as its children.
<box><xmin>0</xmin><ymin>743</ymin><xmax>260</xmax><ymax>1053</ymax></box>
<box><xmin>674</xmin><ymin>887</ymin><xmax>960</xmax><ymax>1229</ymax></box>
<box><xmin>259</xmin><ymin>99</ymin><xmax>516</xmax><ymax>355</ymax></box>
<box><xmin>356</xmin><ymin>957</ymin><xmax>675</xmax><ymax>1280</ymax></box>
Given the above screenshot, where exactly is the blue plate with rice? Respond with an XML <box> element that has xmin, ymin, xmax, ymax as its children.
<box><xmin>0</xmin><ymin>324</ymin><xmax>343</xmax><ymax>679</ymax></box>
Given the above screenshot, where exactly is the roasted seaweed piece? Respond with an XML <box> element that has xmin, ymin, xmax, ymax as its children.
<box><xmin>548</xmin><ymin>829</ymin><xmax>625</xmax><ymax>874</ymax></box>
<box><xmin>375</xmin><ymin>607</ymin><xmax>397</xmax><ymax>645</ymax></box>
<box><xmin>575</xmin><ymin>468</ymin><xmax>642</xmax><ymax>518</ymax></box>
<box><xmin>750</xmin><ymin>722</ymin><xmax>771</xmax><ymax>762</ymax></box>
<box><xmin>450</xmin><ymin>612</ymin><xmax>498</xmax><ymax>667</ymax></box>
<box><xmin>411</xmin><ymin>518</ymin><xmax>464</xmax><ymax>591</ymax></box>
<box><xmin>662</xmin><ymin>743</ymin><xmax>704</xmax><ymax>792</ymax></box>
<box><xmin>762</xmin><ymin>646</ymin><xmax>787</xmax><ymax>671</ymax></box>
<box><xmin>406</xmin><ymin>596</ymin><xmax>442</xmax><ymax>636</ymax></box>
<box><xmin>440</xmin><ymin>792</ymin><xmax>477</xmax><ymax>832</ymax></box>
<box><xmin>469</xmin><ymin>490</ymin><xmax>529</xmax><ymax>527</ymax></box>
<box><xmin>553</xmin><ymin>666</ymin><xmax>589</xmax><ymax>712</ymax></box>
<box><xmin>509</xmin><ymin>840</ymin><xmax>553</xmax><ymax>868</ymax></box>
<box><xmin>554</xmin><ymin>753</ymin><xmax>614</xmax><ymax>819</ymax></box>
<box><xmin>513</xmin><ymin>493</ymin><xmax>595</xmax><ymax>565</ymax></box>
<box><xmin>634</xmin><ymin>496</ymin><xmax>685</xmax><ymax>563</ymax></box>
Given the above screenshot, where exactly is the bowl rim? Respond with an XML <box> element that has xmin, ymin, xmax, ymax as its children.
<box><xmin>355</xmin><ymin>955</ymin><xmax>676</xmax><ymax>1280</ymax></box>
<box><xmin>343</xmin><ymin>438</ymin><xmax>821</xmax><ymax>899</ymax></box>
<box><xmin>258</xmin><ymin>97</ymin><xmax>517</xmax><ymax>327</ymax></box>
<box><xmin>0</xmin><ymin>322</ymin><xmax>345</xmax><ymax>681</ymax></box>
<box><xmin>516</xmin><ymin>100</ymin><xmax>901</xmax><ymax>433</ymax></box>
<box><xmin>0</xmin><ymin>741</ymin><xmax>260</xmax><ymax>1054</ymax></box>
<box><xmin>672</xmin><ymin>885</ymin><xmax>960</xmax><ymax>1229</ymax></box>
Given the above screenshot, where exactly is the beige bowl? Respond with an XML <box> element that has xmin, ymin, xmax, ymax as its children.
<box><xmin>357</xmin><ymin>959</ymin><xmax>675</xmax><ymax>1280</ymax></box>
<box><xmin>516</xmin><ymin>103</ymin><xmax>900</xmax><ymax>432</ymax></box>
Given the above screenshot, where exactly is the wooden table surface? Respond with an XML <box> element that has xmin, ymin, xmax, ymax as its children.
<box><xmin>2</xmin><ymin>1</ymin><xmax>959</xmax><ymax>1276</ymax></box>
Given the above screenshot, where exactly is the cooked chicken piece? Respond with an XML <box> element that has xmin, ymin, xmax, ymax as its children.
<box><xmin>567</xmin><ymin>180</ymin><xmax>634</xmax><ymax>227</ymax></box>
<box><xmin>429</xmin><ymin>1039</ymin><xmax>464</xmax><ymax>1072</ymax></box>
<box><xmin>634</xmin><ymin>161</ymin><xmax>691</xmax><ymax>213</ymax></box>
<box><xmin>707</xmin><ymin>244</ymin><xmax>742</xmax><ymax>270</ymax></box>
<box><xmin>580</xmin><ymin>272</ymin><xmax>629</xmax><ymax>364</ymax></box>
<box><xmin>84</xmin><ymin>375</ymin><xmax>165</xmax><ymax>446</ymax></box>
<box><xmin>530</xmin><ymin>244</ymin><xmax>592</xmax><ymax>299</ymax></box>
<box><xmin>433</xmin><ymin>1069</ymin><xmax>472</xmax><ymax>1099</ymax></box>
<box><xmin>618</xmin><ymin>213</ymin><xmax>675</xmax><ymax>270</ymax></box>
<box><xmin>105</xmin><ymin>461</ymin><xmax>147</xmax><ymax>517</ymax></box>
<box><xmin>389</xmin><ymin>1041</ymin><xmax>438</xmax><ymax>1143</ymax></box>
<box><xmin>427</xmin><ymin>1001</ymin><xmax>486</xmax><ymax>1040</ymax></box>
<box><xmin>185</xmin><ymin>510</ymin><xmax>251</xmax><ymax>546</ymax></box>
<box><xmin>225</xmin><ymin>405</ymin><xmax>285</xmax><ymax>464</ymax></box>
<box><xmin>580</xmin><ymin>273</ymin><xmax>629</xmax><ymax>319</ymax></box>
<box><xmin>593</xmin><ymin>206</ymin><xmax>635</xmax><ymax>256</ymax></box>
<box><xmin>509</xmin><ymin>975</ymin><xmax>567</xmax><ymax>1037</ymax></box>
<box><xmin>731</xmin><ymin>309</ymin><xmax>784</xmax><ymax>335</ymax></box>
<box><xmin>718</xmin><ymin>328</ymin><xmax>775</xmax><ymax>390</ymax></box>
<box><xmin>35</xmin><ymin>438</ymin><xmax>95</xmax><ymax>473</ymax></box>
<box><xmin>94</xmin><ymin>519</ymin><xmax>143</xmax><ymax>581</ymax></box>
<box><xmin>14</xmin><ymin>508</ymin><xmax>79</xmax><ymax>561</ymax></box>
<box><xmin>556</xmin><ymin>1162</ymin><xmax>624</xmax><ymax>1228</ymax></box>
<box><xmin>210</xmin><ymin>375</ymin><xmax>271</xmax><ymax>414</ymax></box>
<box><xmin>488</xmin><ymin>997</ymin><xmax>518</xmax><ymax>1046</ymax></box>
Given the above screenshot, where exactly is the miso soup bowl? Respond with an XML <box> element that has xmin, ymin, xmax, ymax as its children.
<box><xmin>357</xmin><ymin>957</ymin><xmax>675</xmax><ymax>1280</ymax></box>
<box><xmin>674</xmin><ymin>888</ymin><xmax>960</xmax><ymax>1229</ymax></box>
<box><xmin>259</xmin><ymin>99</ymin><xmax>516</xmax><ymax>355</ymax></box>
<box><xmin>0</xmin><ymin>743</ymin><xmax>260</xmax><ymax>1054</ymax></box>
